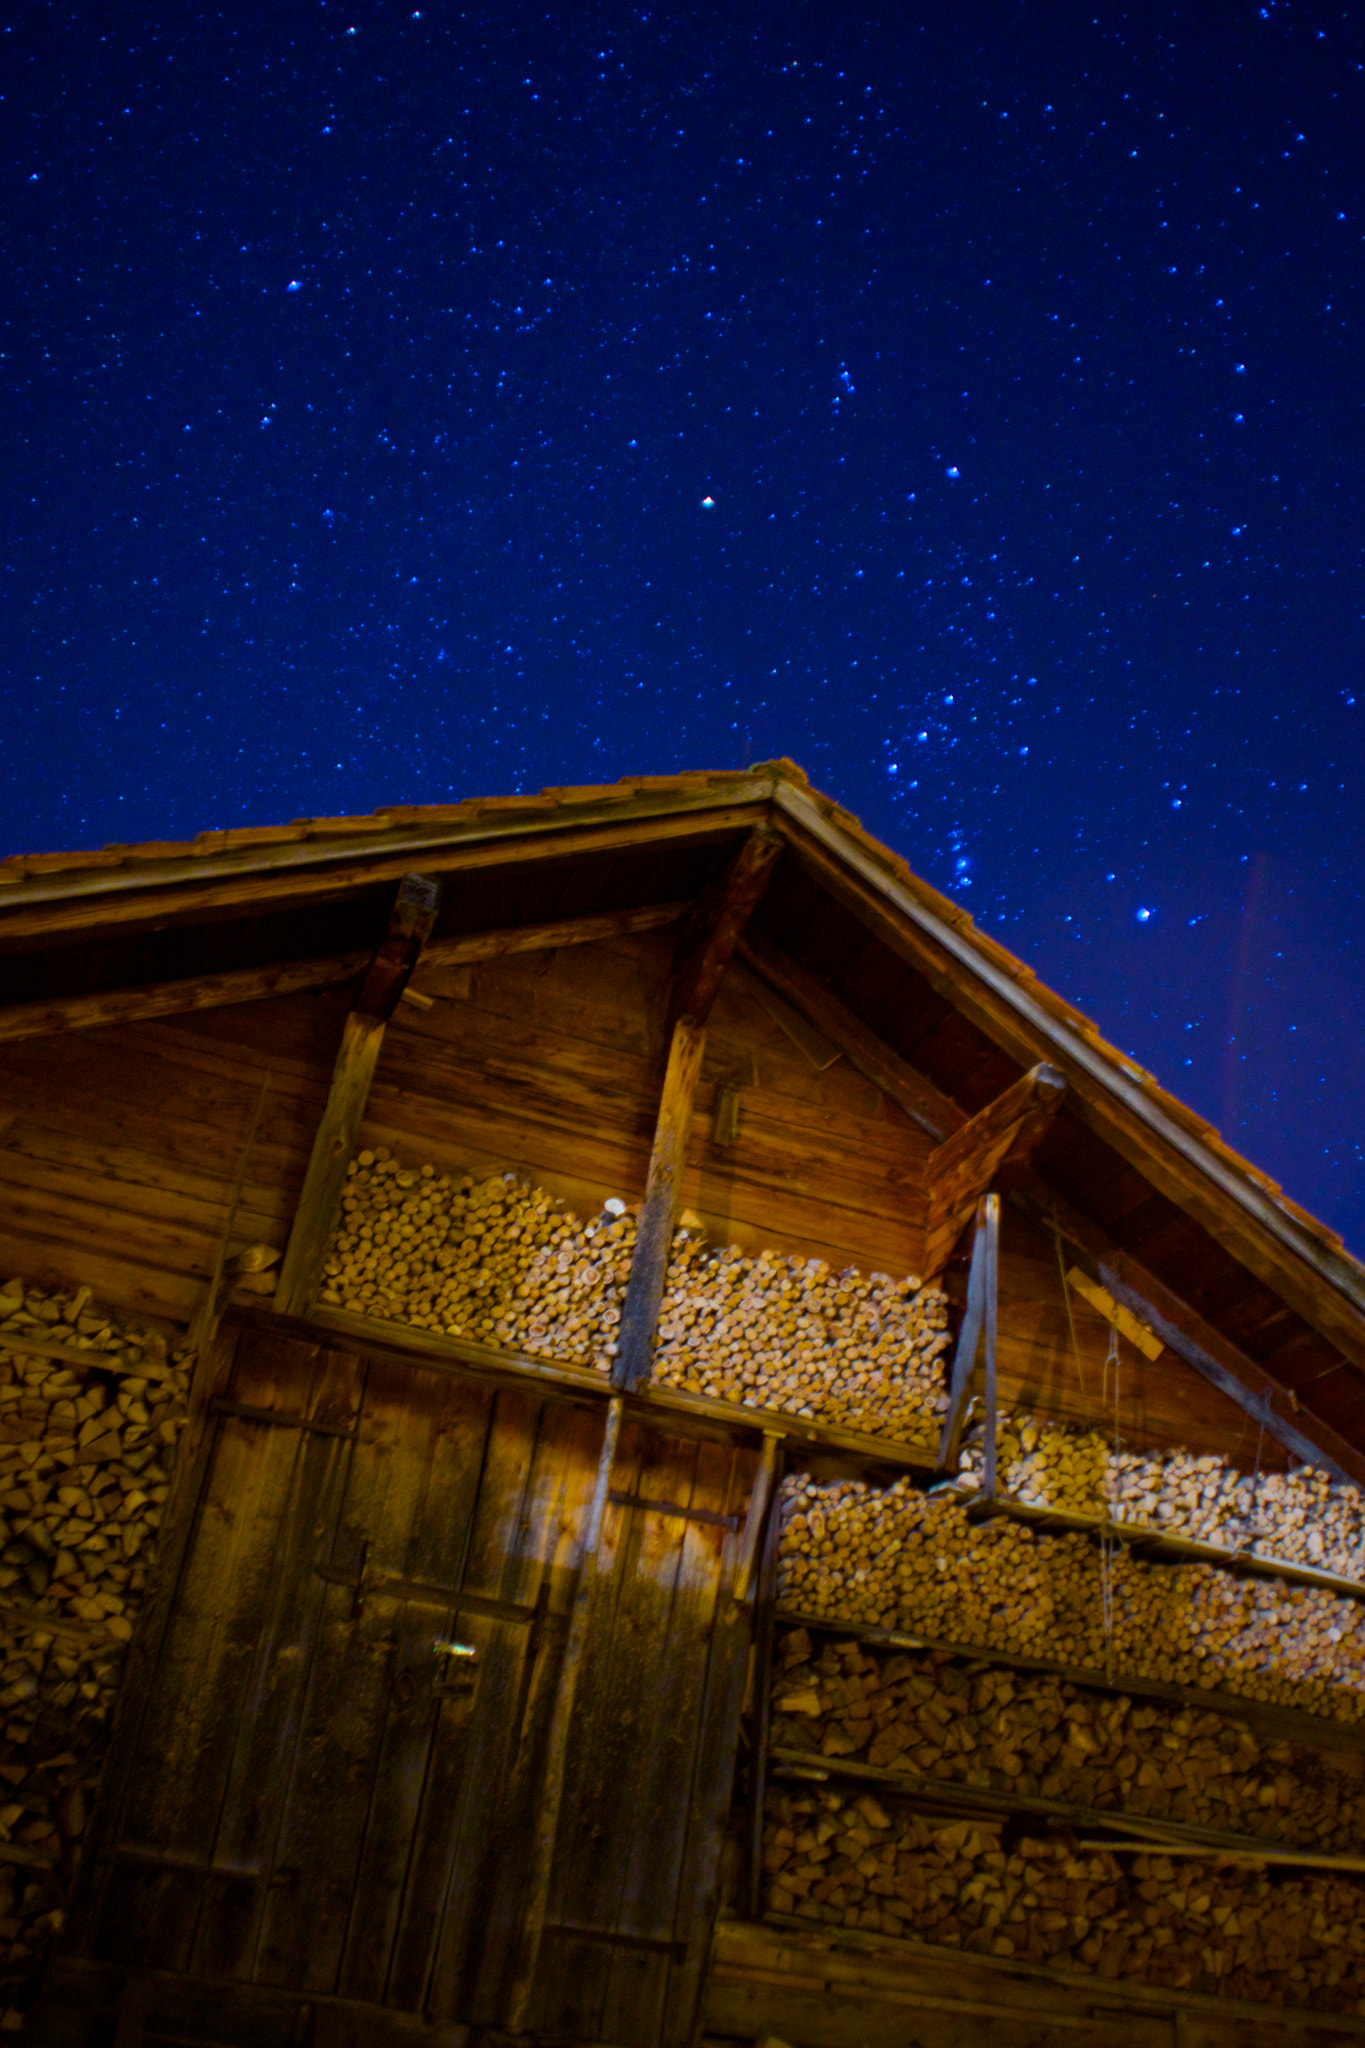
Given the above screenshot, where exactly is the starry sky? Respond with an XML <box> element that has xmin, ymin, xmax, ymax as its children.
<box><xmin>5</xmin><ymin>0</ymin><xmax>1364</xmax><ymax>1245</ymax></box>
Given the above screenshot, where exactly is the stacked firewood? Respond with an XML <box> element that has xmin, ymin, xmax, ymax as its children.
<box><xmin>778</xmin><ymin>1477</ymin><xmax>1365</xmax><ymax>1720</ymax></box>
<box><xmin>958</xmin><ymin>1418</ymin><xmax>1365</xmax><ymax>1579</ymax></box>
<box><xmin>770</xmin><ymin>1627</ymin><xmax>1365</xmax><ymax>1851</ymax></box>
<box><xmin>0</xmin><ymin>1277</ymin><xmax>194</xmax><ymax>2024</ymax></box>
<box><xmin>321</xmin><ymin>1151</ymin><xmax>950</xmax><ymax>1441</ymax></box>
<box><xmin>761</xmin><ymin>1784</ymin><xmax>1365</xmax><ymax>2008</ymax></box>
<box><xmin>650</xmin><ymin>1238</ymin><xmax>949</xmax><ymax>1443</ymax></box>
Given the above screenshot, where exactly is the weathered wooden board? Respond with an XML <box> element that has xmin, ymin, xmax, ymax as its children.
<box><xmin>706</xmin><ymin>1921</ymin><xmax>1365</xmax><ymax>2047</ymax></box>
<box><xmin>528</xmin><ymin>1418</ymin><xmax>757</xmax><ymax>2046</ymax></box>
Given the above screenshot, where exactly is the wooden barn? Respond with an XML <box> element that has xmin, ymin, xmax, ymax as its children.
<box><xmin>0</xmin><ymin>761</ymin><xmax>1364</xmax><ymax>2047</ymax></box>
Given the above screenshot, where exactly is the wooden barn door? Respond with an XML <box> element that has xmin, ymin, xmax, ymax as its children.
<box><xmin>53</xmin><ymin>1321</ymin><xmax>603</xmax><ymax>2039</ymax></box>
<box><xmin>43</xmin><ymin>1322</ymin><xmax>758</xmax><ymax>2047</ymax></box>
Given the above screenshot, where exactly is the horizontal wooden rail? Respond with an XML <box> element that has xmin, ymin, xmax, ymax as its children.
<box><xmin>765</xmin><ymin>1745</ymin><xmax>1354</xmax><ymax>1866</ymax></box>
<box><xmin>725</xmin><ymin>1914</ymin><xmax>1365</xmax><ymax>2033</ymax></box>
<box><xmin>941</xmin><ymin>1478</ymin><xmax>1365</xmax><ymax>1605</ymax></box>
<box><xmin>773</xmin><ymin>1605</ymin><xmax>1365</xmax><ymax>1753</ymax></box>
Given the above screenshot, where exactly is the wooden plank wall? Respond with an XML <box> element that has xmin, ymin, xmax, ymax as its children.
<box><xmin>0</xmin><ymin>929</ymin><xmax>1271</xmax><ymax>1463</ymax></box>
<box><xmin>0</xmin><ymin>990</ymin><xmax>347</xmax><ymax>1320</ymax></box>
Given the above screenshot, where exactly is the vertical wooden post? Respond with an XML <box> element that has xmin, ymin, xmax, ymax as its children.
<box><xmin>611</xmin><ymin>822</ymin><xmax>783</xmax><ymax>1393</ymax></box>
<box><xmin>745</xmin><ymin>1435</ymin><xmax>786</xmax><ymax>1922</ymax></box>
<box><xmin>935</xmin><ymin>1193</ymin><xmax>1000</xmax><ymax>1490</ymax></box>
<box><xmin>506</xmin><ymin>1394</ymin><xmax>623</xmax><ymax>2029</ymax></box>
<box><xmin>980</xmin><ymin>1191</ymin><xmax>1000</xmax><ymax>1498</ymax></box>
<box><xmin>612</xmin><ymin>1016</ymin><xmax>707</xmax><ymax>1390</ymax></box>
<box><xmin>275</xmin><ymin>874</ymin><xmax>441</xmax><ymax>1316</ymax></box>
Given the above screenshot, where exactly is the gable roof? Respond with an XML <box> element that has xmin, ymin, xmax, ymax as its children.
<box><xmin>1</xmin><ymin>759</ymin><xmax>1362</xmax><ymax>1468</ymax></box>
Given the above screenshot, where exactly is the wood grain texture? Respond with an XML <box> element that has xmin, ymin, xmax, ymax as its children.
<box><xmin>614</xmin><ymin>1015</ymin><xmax>708</xmax><ymax>1389</ymax></box>
<box><xmin>923</xmin><ymin>1064</ymin><xmax>1066</xmax><ymax>1277</ymax></box>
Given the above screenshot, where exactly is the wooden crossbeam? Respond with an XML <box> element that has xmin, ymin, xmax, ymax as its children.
<box><xmin>936</xmin><ymin>1195</ymin><xmax>1000</xmax><ymax>1485</ymax></box>
<box><xmin>737</xmin><ymin>931</ymin><xmax>963</xmax><ymax>1140</ymax></box>
<box><xmin>275</xmin><ymin>875</ymin><xmax>441</xmax><ymax>1316</ymax></box>
<box><xmin>0</xmin><ymin>903</ymin><xmax>688</xmax><ymax>1045</ymax></box>
<box><xmin>1011</xmin><ymin>1176</ymin><xmax>1365</xmax><ymax>1489</ymax></box>
<box><xmin>923</xmin><ymin>1063</ymin><xmax>1066</xmax><ymax>1277</ymax></box>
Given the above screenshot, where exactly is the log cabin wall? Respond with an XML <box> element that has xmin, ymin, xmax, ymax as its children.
<box><xmin>0</xmin><ymin>766</ymin><xmax>1364</xmax><ymax>2045</ymax></box>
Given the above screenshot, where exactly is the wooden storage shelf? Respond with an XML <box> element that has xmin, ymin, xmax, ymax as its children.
<box><xmin>245</xmin><ymin>1298</ymin><xmax>945</xmax><ymax>1472</ymax></box>
<box><xmin>772</xmin><ymin>1604</ymin><xmax>1365</xmax><ymax>1754</ymax></box>
<box><xmin>718</xmin><ymin>1916</ymin><xmax>1365</xmax><ymax>2035</ymax></box>
<box><xmin>943</xmin><ymin>1478</ymin><xmax>1365</xmax><ymax>1606</ymax></box>
<box><xmin>766</xmin><ymin>1744</ymin><xmax>1365</xmax><ymax>1870</ymax></box>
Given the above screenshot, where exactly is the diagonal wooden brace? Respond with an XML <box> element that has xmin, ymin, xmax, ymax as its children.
<box><xmin>276</xmin><ymin>874</ymin><xmax>442</xmax><ymax>1316</ymax></box>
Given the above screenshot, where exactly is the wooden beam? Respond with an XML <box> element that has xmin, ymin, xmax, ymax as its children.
<box><xmin>0</xmin><ymin>791</ymin><xmax>772</xmax><ymax>944</ymax></box>
<box><xmin>0</xmin><ymin>903</ymin><xmax>689</xmax><ymax>1045</ymax></box>
<box><xmin>1011</xmin><ymin>1176</ymin><xmax>1365</xmax><ymax>1488</ymax></box>
<box><xmin>737</xmin><ymin>931</ymin><xmax>963</xmax><ymax>1141</ymax></box>
<box><xmin>611</xmin><ymin>1015</ymin><xmax>708</xmax><ymax>1390</ymax></box>
<box><xmin>668</xmin><ymin>823</ymin><xmax>783</xmax><ymax>1032</ymax></box>
<box><xmin>923</xmin><ymin>1064</ymin><xmax>1066</xmax><ymax>1276</ymax></box>
<box><xmin>275</xmin><ymin>876</ymin><xmax>441</xmax><ymax>1316</ymax></box>
<box><xmin>609</xmin><ymin>833</ymin><xmax>783</xmax><ymax>1393</ymax></box>
<box><xmin>773</xmin><ymin>782</ymin><xmax>1365</xmax><ymax>1383</ymax></box>
<box><xmin>936</xmin><ymin>1195</ymin><xmax>999</xmax><ymax>1484</ymax></box>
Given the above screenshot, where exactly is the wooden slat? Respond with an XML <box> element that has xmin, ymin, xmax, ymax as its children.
<box><xmin>922</xmin><ymin>1064</ymin><xmax>1066</xmax><ymax>1277</ymax></box>
<box><xmin>738</xmin><ymin>930</ymin><xmax>963</xmax><ymax>1141</ymax></box>
<box><xmin>613</xmin><ymin>1015</ymin><xmax>708</xmax><ymax>1391</ymax></box>
<box><xmin>504</xmin><ymin>1394</ymin><xmax>623</xmax><ymax>2028</ymax></box>
<box><xmin>602</xmin><ymin>1437</ymin><xmax>749</xmax><ymax>2043</ymax></box>
<box><xmin>336</xmin><ymin>1372</ymin><xmax>496</xmax><ymax>2006</ymax></box>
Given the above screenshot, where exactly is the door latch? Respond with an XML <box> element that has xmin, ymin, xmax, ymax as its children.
<box><xmin>432</xmin><ymin>1639</ymin><xmax>478</xmax><ymax>1698</ymax></box>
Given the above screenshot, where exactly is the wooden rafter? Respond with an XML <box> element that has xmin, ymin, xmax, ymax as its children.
<box><xmin>1012</xmin><ymin>1176</ymin><xmax>1365</xmax><ymax>1489</ymax></box>
<box><xmin>667</xmin><ymin>823</ymin><xmax>784</xmax><ymax>1034</ymax></box>
<box><xmin>0</xmin><ymin>795</ymin><xmax>771</xmax><ymax>945</ymax></box>
<box><xmin>0</xmin><ymin>902</ymin><xmax>688</xmax><ymax>1046</ymax></box>
<box><xmin>275</xmin><ymin>874</ymin><xmax>441</xmax><ymax>1317</ymax></box>
<box><xmin>922</xmin><ymin>1064</ymin><xmax>1067</xmax><ymax>1277</ymax></box>
<box><xmin>773</xmin><ymin>782</ymin><xmax>1365</xmax><ymax>1381</ymax></box>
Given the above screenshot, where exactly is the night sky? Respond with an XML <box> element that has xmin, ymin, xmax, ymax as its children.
<box><xmin>6</xmin><ymin>2</ymin><xmax>1365</xmax><ymax>1246</ymax></box>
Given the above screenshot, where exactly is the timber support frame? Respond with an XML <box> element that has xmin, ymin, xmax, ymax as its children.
<box><xmin>612</xmin><ymin>825</ymin><xmax>782</xmax><ymax>1391</ymax></box>
<box><xmin>275</xmin><ymin>873</ymin><xmax>442</xmax><ymax>1316</ymax></box>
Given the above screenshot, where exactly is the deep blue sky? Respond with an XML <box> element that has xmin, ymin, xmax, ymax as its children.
<box><xmin>5</xmin><ymin>1</ymin><xmax>1364</xmax><ymax>1244</ymax></box>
